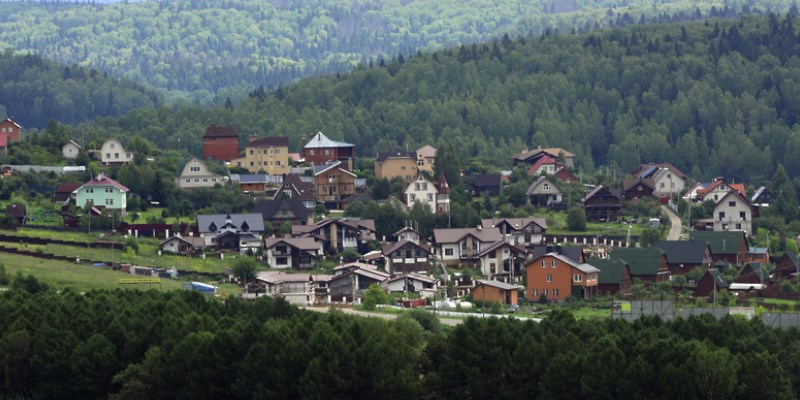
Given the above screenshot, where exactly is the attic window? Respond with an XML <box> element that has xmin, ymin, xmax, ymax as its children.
<box><xmin>728</xmin><ymin>201</ymin><xmax>735</xmax><ymax>207</ymax></box>
<box><xmin>209</xmin><ymin>222</ymin><xmax>217</xmax><ymax>233</ymax></box>
<box><xmin>543</xmin><ymin>183</ymin><xmax>550</xmax><ymax>190</ymax></box>
<box><xmin>241</xmin><ymin>221</ymin><xmax>250</xmax><ymax>232</ymax></box>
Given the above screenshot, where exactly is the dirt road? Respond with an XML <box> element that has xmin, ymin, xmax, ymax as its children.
<box><xmin>661</xmin><ymin>205</ymin><xmax>682</xmax><ymax>240</ymax></box>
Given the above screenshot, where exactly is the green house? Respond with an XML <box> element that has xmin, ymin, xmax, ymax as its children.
<box><xmin>74</xmin><ymin>173</ymin><xmax>129</xmax><ymax>213</ymax></box>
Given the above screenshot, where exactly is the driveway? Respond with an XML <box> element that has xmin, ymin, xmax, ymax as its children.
<box><xmin>661</xmin><ymin>205</ymin><xmax>682</xmax><ymax>240</ymax></box>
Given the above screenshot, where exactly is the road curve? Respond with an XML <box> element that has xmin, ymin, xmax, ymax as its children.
<box><xmin>661</xmin><ymin>205</ymin><xmax>682</xmax><ymax>241</ymax></box>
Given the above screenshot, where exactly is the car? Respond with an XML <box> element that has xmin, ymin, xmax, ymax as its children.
<box><xmin>507</xmin><ymin>304</ymin><xmax>520</xmax><ymax>313</ymax></box>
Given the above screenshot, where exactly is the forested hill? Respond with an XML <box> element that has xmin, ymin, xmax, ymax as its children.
<box><xmin>0</xmin><ymin>50</ymin><xmax>163</xmax><ymax>129</ymax></box>
<box><xmin>98</xmin><ymin>14</ymin><xmax>800</xmax><ymax>186</ymax></box>
<box><xmin>0</xmin><ymin>0</ymin><xmax>794</xmax><ymax>104</ymax></box>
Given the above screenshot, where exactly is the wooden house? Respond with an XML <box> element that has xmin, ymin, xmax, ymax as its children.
<box><xmin>690</xmin><ymin>231</ymin><xmax>749</xmax><ymax>265</ymax></box>
<box><xmin>382</xmin><ymin>240</ymin><xmax>432</xmax><ymax>276</ymax></box>
<box><xmin>587</xmin><ymin>257</ymin><xmax>633</xmax><ymax>295</ymax></box>
<box><xmin>609</xmin><ymin>248</ymin><xmax>671</xmax><ymax>282</ymax></box>
<box><xmin>582</xmin><ymin>185</ymin><xmax>621</xmax><ymax>222</ymax></box>
<box><xmin>313</xmin><ymin>161</ymin><xmax>356</xmax><ymax>209</ymax></box>
<box><xmin>473</xmin><ymin>280</ymin><xmax>519</xmax><ymax>306</ymax></box>
<box><xmin>654</xmin><ymin>240</ymin><xmax>713</xmax><ymax>275</ymax></box>
<box><xmin>263</xmin><ymin>237</ymin><xmax>322</xmax><ymax>269</ymax></box>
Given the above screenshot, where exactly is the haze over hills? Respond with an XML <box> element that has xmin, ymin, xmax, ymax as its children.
<box><xmin>0</xmin><ymin>0</ymin><xmax>794</xmax><ymax>104</ymax></box>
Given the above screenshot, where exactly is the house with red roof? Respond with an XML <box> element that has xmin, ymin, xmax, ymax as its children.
<box><xmin>73</xmin><ymin>173</ymin><xmax>129</xmax><ymax>214</ymax></box>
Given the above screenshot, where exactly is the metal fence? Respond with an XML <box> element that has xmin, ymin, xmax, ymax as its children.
<box><xmin>612</xmin><ymin>300</ymin><xmax>800</xmax><ymax>329</ymax></box>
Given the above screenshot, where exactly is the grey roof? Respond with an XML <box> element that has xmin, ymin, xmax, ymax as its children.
<box><xmin>752</xmin><ymin>186</ymin><xmax>770</xmax><ymax>203</ymax></box>
<box><xmin>481</xmin><ymin>217</ymin><xmax>547</xmax><ymax>231</ymax></box>
<box><xmin>530</xmin><ymin>245</ymin><xmax>583</xmax><ymax>264</ymax></box>
<box><xmin>472</xmin><ymin>174</ymin><xmax>502</xmax><ymax>188</ymax></box>
<box><xmin>159</xmin><ymin>235</ymin><xmax>205</xmax><ymax>248</ymax></box>
<box><xmin>654</xmin><ymin>240</ymin><xmax>711</xmax><ymax>264</ymax></box>
<box><xmin>476</xmin><ymin>240</ymin><xmax>527</xmax><ymax>257</ymax></box>
<box><xmin>387</xmin><ymin>273</ymin><xmax>437</xmax><ymax>285</ymax></box>
<box><xmin>196</xmin><ymin>214</ymin><xmax>265</xmax><ymax>233</ymax></box>
<box><xmin>233</xmin><ymin>174</ymin><xmax>283</xmax><ymax>184</ymax></box>
<box><xmin>254</xmin><ymin>198</ymin><xmax>310</xmax><ymax>220</ymax></box>
<box><xmin>382</xmin><ymin>240</ymin><xmax>432</xmax><ymax>256</ymax></box>
<box><xmin>526</xmin><ymin>176</ymin><xmax>561</xmax><ymax>195</ymax></box>
<box><xmin>304</xmin><ymin>132</ymin><xmax>353</xmax><ymax>149</ymax></box>
<box><xmin>376</xmin><ymin>150</ymin><xmax>416</xmax><ymax>162</ymax></box>
<box><xmin>313</xmin><ymin>161</ymin><xmax>356</xmax><ymax>176</ymax></box>
<box><xmin>432</xmin><ymin>227</ymin><xmax>502</xmax><ymax>244</ymax></box>
<box><xmin>476</xmin><ymin>280</ymin><xmax>518</xmax><ymax>291</ymax></box>
<box><xmin>264</xmin><ymin>237</ymin><xmax>321</xmax><ymax>251</ymax></box>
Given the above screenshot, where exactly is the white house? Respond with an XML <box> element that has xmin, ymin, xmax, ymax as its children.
<box><xmin>481</xmin><ymin>217</ymin><xmax>547</xmax><ymax>247</ymax></box>
<box><xmin>100</xmin><ymin>138</ymin><xmax>134</xmax><ymax>165</ymax></box>
<box><xmin>176</xmin><ymin>158</ymin><xmax>227</xmax><ymax>189</ymax></box>
<box><xmin>403</xmin><ymin>173</ymin><xmax>450</xmax><ymax>214</ymax></box>
<box><xmin>62</xmin><ymin>140</ymin><xmax>81</xmax><ymax>160</ymax></box>
<box><xmin>385</xmin><ymin>273</ymin><xmax>438</xmax><ymax>298</ymax></box>
<box><xmin>263</xmin><ymin>237</ymin><xmax>323</xmax><ymax>269</ymax></box>
<box><xmin>432</xmin><ymin>227</ymin><xmax>502</xmax><ymax>266</ymax></box>
<box><xmin>713</xmin><ymin>191</ymin><xmax>753</xmax><ymax>235</ymax></box>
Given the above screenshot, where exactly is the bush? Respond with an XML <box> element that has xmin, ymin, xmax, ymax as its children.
<box><xmin>403</xmin><ymin>309</ymin><xmax>441</xmax><ymax>332</ymax></box>
<box><xmin>122</xmin><ymin>237</ymin><xmax>140</xmax><ymax>254</ymax></box>
<box><xmin>11</xmin><ymin>272</ymin><xmax>49</xmax><ymax>294</ymax></box>
<box><xmin>0</xmin><ymin>263</ymin><xmax>9</xmax><ymax>285</ymax></box>
<box><xmin>566</xmin><ymin>207</ymin><xmax>586</xmax><ymax>231</ymax></box>
<box><xmin>362</xmin><ymin>284</ymin><xmax>391</xmax><ymax>310</ymax></box>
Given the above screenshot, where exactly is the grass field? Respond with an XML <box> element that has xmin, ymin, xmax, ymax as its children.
<box><xmin>541</xmin><ymin>210</ymin><xmax>650</xmax><ymax>236</ymax></box>
<box><xmin>761</xmin><ymin>298</ymin><xmax>799</xmax><ymax>306</ymax></box>
<box><xmin>0</xmin><ymin>252</ymin><xmax>240</xmax><ymax>296</ymax></box>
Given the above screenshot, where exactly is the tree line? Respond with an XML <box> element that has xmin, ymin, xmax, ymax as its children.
<box><xmin>0</xmin><ymin>284</ymin><xmax>798</xmax><ymax>399</ymax></box>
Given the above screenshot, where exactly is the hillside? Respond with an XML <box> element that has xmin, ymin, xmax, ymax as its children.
<box><xmin>0</xmin><ymin>0</ymin><xmax>793</xmax><ymax>103</ymax></box>
<box><xmin>85</xmin><ymin>14</ymin><xmax>800</xmax><ymax>186</ymax></box>
<box><xmin>0</xmin><ymin>49</ymin><xmax>163</xmax><ymax>128</ymax></box>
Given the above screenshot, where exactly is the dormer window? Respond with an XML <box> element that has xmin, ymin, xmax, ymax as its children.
<box><xmin>209</xmin><ymin>222</ymin><xmax>217</xmax><ymax>233</ymax></box>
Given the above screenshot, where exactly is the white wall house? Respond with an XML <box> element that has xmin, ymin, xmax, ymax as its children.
<box><xmin>713</xmin><ymin>191</ymin><xmax>753</xmax><ymax>235</ymax></box>
<box><xmin>404</xmin><ymin>174</ymin><xmax>438</xmax><ymax>212</ymax></box>
<box><xmin>100</xmin><ymin>139</ymin><xmax>134</xmax><ymax>165</ymax></box>
<box><xmin>176</xmin><ymin>158</ymin><xmax>227</xmax><ymax>189</ymax></box>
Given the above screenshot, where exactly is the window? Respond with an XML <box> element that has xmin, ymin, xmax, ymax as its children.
<box><xmin>86</xmin><ymin>188</ymin><xmax>94</xmax><ymax>193</ymax></box>
<box><xmin>105</xmin><ymin>199</ymin><xmax>114</xmax><ymax>205</ymax></box>
<box><xmin>185</xmin><ymin>179</ymin><xmax>190</xmax><ymax>183</ymax></box>
<box><xmin>718</xmin><ymin>212</ymin><xmax>725</xmax><ymax>221</ymax></box>
<box><xmin>428</xmin><ymin>159</ymin><xmax>433</xmax><ymax>164</ymax></box>
<box><xmin>203</xmin><ymin>178</ymin><xmax>208</xmax><ymax>182</ymax></box>
<box><xmin>660</xmin><ymin>182</ymin><xmax>665</xmax><ymax>188</ymax></box>
<box><xmin>445</xmin><ymin>248</ymin><xmax>453</xmax><ymax>256</ymax></box>
<box><xmin>310</xmin><ymin>150</ymin><xmax>315</xmax><ymax>155</ymax></box>
<box><xmin>531</xmin><ymin>289</ymin><xmax>538</xmax><ymax>297</ymax></box>
<box><xmin>250</xmin><ymin>162</ymin><xmax>254</xmax><ymax>167</ymax></box>
<box><xmin>489</xmin><ymin>250</ymin><xmax>497</xmax><ymax>259</ymax></box>
<box><xmin>422</xmin><ymin>183</ymin><xmax>427</xmax><ymax>190</ymax></box>
<box><xmin>410</xmin><ymin>194</ymin><xmax>416</xmax><ymax>202</ymax></box>
<box><xmin>114</xmin><ymin>153</ymin><xmax>119</xmax><ymax>158</ymax></box>
<box><xmin>546</xmin><ymin>274</ymin><xmax>552</xmax><ymax>282</ymax></box>
<box><xmin>729</xmin><ymin>201</ymin><xmax>736</xmax><ymax>207</ymax></box>
<box><xmin>553</xmin><ymin>289</ymin><xmax>559</xmax><ymax>297</ymax></box>
<box><xmin>275</xmin><ymin>149</ymin><xmax>280</xmax><ymax>155</ymax></box>
<box><xmin>551</xmin><ymin>260</ymin><xmax>557</xmax><ymax>267</ymax></box>
<box><xmin>276</xmin><ymin>257</ymin><xmax>288</xmax><ymax>265</ymax></box>
<box><xmin>573</xmin><ymin>274</ymin><xmax>582</xmax><ymax>282</ymax></box>
<box><xmin>324</xmin><ymin>149</ymin><xmax>330</xmax><ymax>155</ymax></box>
<box><xmin>275</xmin><ymin>161</ymin><xmax>280</xmax><ymax>166</ymax></box>
<box><xmin>735</xmin><ymin>223</ymin><xmax>742</xmax><ymax>230</ymax></box>
<box><xmin>110</xmin><ymin>143</ymin><xmax>115</xmax><ymax>149</ymax></box>
<box><xmin>250</xmin><ymin>149</ymin><xmax>254</xmax><ymax>155</ymax></box>
<box><xmin>543</xmin><ymin>183</ymin><xmax>550</xmax><ymax>190</ymax></box>
<box><xmin>415</xmin><ymin>183</ymin><xmax>420</xmax><ymax>191</ymax></box>
<box><xmin>417</xmin><ymin>160</ymin><xmax>424</xmax><ymax>166</ymax></box>
<box><xmin>104</xmin><ymin>188</ymin><xmax>112</xmax><ymax>193</ymax></box>
<box><xmin>401</xmin><ymin>166</ymin><xmax>406</xmax><ymax>171</ymax></box>
<box><xmin>739</xmin><ymin>211</ymin><xmax>746</xmax><ymax>220</ymax></box>
<box><xmin>427</xmin><ymin>193</ymin><xmax>433</xmax><ymax>201</ymax></box>
<box><xmin>637</xmin><ymin>185</ymin><xmax>643</xmax><ymax>191</ymax></box>
<box><xmin>543</xmin><ymin>289</ymin><xmax>548</xmax><ymax>296</ymax></box>
<box><xmin>540</xmin><ymin>260</ymin><xmax>546</xmax><ymax>268</ymax></box>
<box><xmin>105</xmin><ymin>153</ymin><xmax>111</xmax><ymax>159</ymax></box>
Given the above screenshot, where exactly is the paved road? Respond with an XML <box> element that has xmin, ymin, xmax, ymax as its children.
<box><xmin>305</xmin><ymin>307</ymin><xmax>465</xmax><ymax>326</ymax></box>
<box><xmin>661</xmin><ymin>205</ymin><xmax>682</xmax><ymax>240</ymax></box>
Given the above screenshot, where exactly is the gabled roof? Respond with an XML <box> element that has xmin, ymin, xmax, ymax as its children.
<box><xmin>698</xmin><ymin>179</ymin><xmax>746</xmax><ymax>199</ymax></box>
<box><xmin>527</xmin><ymin>156</ymin><xmax>556</xmax><ymax>175</ymax></box>
<box><xmin>77</xmin><ymin>173</ymin><xmax>129</xmax><ymax>193</ymax></box>
<box><xmin>274</xmin><ymin>174</ymin><xmax>319</xmax><ymax>202</ymax></box>
<box><xmin>587</xmin><ymin>257</ymin><xmax>630</xmax><ymax>285</ymax></box>
<box><xmin>476</xmin><ymin>240</ymin><xmax>527</xmax><ymax>257</ymax></box>
<box><xmin>292</xmin><ymin>218</ymin><xmax>376</xmax><ymax>236</ymax></box>
<box><xmin>342</xmin><ymin>192</ymin><xmax>373</xmax><ymax>204</ymax></box>
<box><xmin>376</xmin><ymin>150</ymin><xmax>415</xmax><ymax>162</ymax></box>
<box><xmin>690</xmin><ymin>231</ymin><xmax>748</xmax><ymax>255</ymax></box>
<box><xmin>313</xmin><ymin>161</ymin><xmax>356</xmax><ymax>177</ymax></box>
<box><xmin>196</xmin><ymin>213</ymin><xmax>265</xmax><ymax>234</ymax></box>
<box><xmin>609</xmin><ymin>248</ymin><xmax>667</xmax><ymax>277</ymax></box>
<box><xmin>654</xmin><ymin>240</ymin><xmax>711</xmax><ymax>264</ymax></box>
<box><xmin>4</xmin><ymin>203</ymin><xmax>26</xmax><ymax>218</ymax></box>
<box><xmin>529</xmin><ymin>245</ymin><xmax>584</xmax><ymax>264</ymax></box>
<box><xmin>264</xmin><ymin>237</ymin><xmax>320</xmax><ymax>251</ymax></box>
<box><xmin>481</xmin><ymin>217</ymin><xmax>548</xmax><ymax>232</ymax></box>
<box><xmin>55</xmin><ymin>182</ymin><xmax>83</xmax><ymax>194</ymax></box>
<box><xmin>622</xmin><ymin>177</ymin><xmax>656</xmax><ymax>192</ymax></box>
<box><xmin>751</xmin><ymin>186</ymin><xmax>770</xmax><ymax>203</ymax></box>
<box><xmin>705</xmin><ymin>268</ymin><xmax>730</xmax><ymax>289</ymax></box>
<box><xmin>1</xmin><ymin>118</ymin><xmax>21</xmax><ymax>128</ymax></box>
<box><xmin>532</xmin><ymin>253</ymin><xmax>600</xmax><ymax>274</ymax></box>
<box><xmin>416</xmin><ymin>145</ymin><xmax>437</xmax><ymax>158</ymax></box>
<box><xmin>472</xmin><ymin>174</ymin><xmax>502</xmax><ymax>188</ymax></box>
<box><xmin>432</xmin><ymin>227</ymin><xmax>502</xmax><ymax>244</ymax></box>
<box><xmin>64</xmin><ymin>139</ymin><xmax>81</xmax><ymax>149</ymax></box>
<box><xmin>382</xmin><ymin>240</ymin><xmax>431</xmax><ymax>256</ymax></box>
<box><xmin>256</xmin><ymin>271</ymin><xmax>332</xmax><ymax>284</ymax></box>
<box><xmin>247</xmin><ymin>136</ymin><xmax>289</xmax><ymax>148</ymax></box>
<box><xmin>714</xmin><ymin>190</ymin><xmax>752</xmax><ymax>210</ymax></box>
<box><xmin>631</xmin><ymin>163</ymin><xmax>686</xmax><ymax>179</ymax></box>
<box><xmin>434</xmin><ymin>172</ymin><xmax>450</xmax><ymax>194</ymax></box>
<box><xmin>387</xmin><ymin>273</ymin><xmax>437</xmax><ymax>285</ymax></box>
<box><xmin>476</xmin><ymin>280</ymin><xmax>518</xmax><ymax>291</ymax></box>
<box><xmin>514</xmin><ymin>147</ymin><xmax>575</xmax><ymax>162</ymax></box>
<box><xmin>203</xmin><ymin>125</ymin><xmax>238</xmax><ymax>138</ymax></box>
<box><xmin>304</xmin><ymin>132</ymin><xmax>353</xmax><ymax>149</ymax></box>
<box><xmin>526</xmin><ymin>176</ymin><xmax>561</xmax><ymax>195</ymax></box>
<box><xmin>736</xmin><ymin>263</ymin><xmax>770</xmax><ymax>283</ymax></box>
<box><xmin>253</xmin><ymin>198</ymin><xmax>310</xmax><ymax>220</ymax></box>
<box><xmin>583</xmin><ymin>185</ymin><xmax>620</xmax><ymax>202</ymax></box>
<box><xmin>159</xmin><ymin>235</ymin><xmax>205</xmax><ymax>248</ymax></box>
<box><xmin>393</xmin><ymin>226</ymin><xmax>422</xmax><ymax>238</ymax></box>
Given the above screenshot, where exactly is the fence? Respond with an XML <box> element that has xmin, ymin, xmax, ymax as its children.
<box><xmin>612</xmin><ymin>300</ymin><xmax>800</xmax><ymax>328</ymax></box>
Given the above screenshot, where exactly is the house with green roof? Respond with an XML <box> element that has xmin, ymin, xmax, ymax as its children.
<box><xmin>690</xmin><ymin>231</ymin><xmax>749</xmax><ymax>265</ymax></box>
<box><xmin>609</xmin><ymin>247</ymin><xmax>670</xmax><ymax>283</ymax></box>
<box><xmin>587</xmin><ymin>257</ymin><xmax>632</xmax><ymax>295</ymax></box>
<box><xmin>693</xmin><ymin>268</ymin><xmax>730</xmax><ymax>297</ymax></box>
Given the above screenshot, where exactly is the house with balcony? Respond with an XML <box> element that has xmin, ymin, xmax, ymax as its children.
<box><xmin>582</xmin><ymin>185</ymin><xmax>621</xmax><ymax>222</ymax></box>
<box><xmin>513</xmin><ymin>146</ymin><xmax>575</xmax><ymax>168</ymax></box>
<box><xmin>713</xmin><ymin>190</ymin><xmax>753</xmax><ymax>235</ymax></box>
<box><xmin>328</xmin><ymin>263</ymin><xmax>390</xmax><ymax>303</ymax></box>
<box><xmin>526</xmin><ymin>253</ymin><xmax>599</xmax><ymax>302</ymax></box>
<box><xmin>255</xmin><ymin>272</ymin><xmax>332</xmax><ymax>306</ymax></box>
<box><xmin>292</xmin><ymin>218</ymin><xmax>376</xmax><ymax>254</ymax></box>
<box><xmin>253</xmin><ymin>198</ymin><xmax>312</xmax><ymax>231</ymax></box>
<box><xmin>432</xmin><ymin>227</ymin><xmax>502</xmax><ymax>266</ymax></box>
<box><xmin>481</xmin><ymin>217</ymin><xmax>547</xmax><ymax>247</ymax></box>
<box><xmin>304</xmin><ymin>131</ymin><xmax>355</xmax><ymax>170</ymax></box>
<box><xmin>263</xmin><ymin>237</ymin><xmax>323</xmax><ymax>269</ymax></box>
<box><xmin>382</xmin><ymin>240</ymin><xmax>432</xmax><ymax>276</ymax></box>
<box><xmin>273</xmin><ymin>174</ymin><xmax>320</xmax><ymax>210</ymax></box>
<box><xmin>476</xmin><ymin>241</ymin><xmax>528</xmax><ymax>282</ymax></box>
<box><xmin>313</xmin><ymin>161</ymin><xmax>356</xmax><ymax>209</ymax></box>
<box><xmin>622</xmin><ymin>177</ymin><xmax>656</xmax><ymax>200</ymax></box>
<box><xmin>385</xmin><ymin>273</ymin><xmax>438</xmax><ymax>297</ymax></box>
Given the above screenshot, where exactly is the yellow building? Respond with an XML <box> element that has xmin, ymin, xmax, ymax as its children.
<box><xmin>375</xmin><ymin>150</ymin><xmax>418</xmax><ymax>183</ymax></box>
<box><xmin>232</xmin><ymin>136</ymin><xmax>290</xmax><ymax>174</ymax></box>
<box><xmin>416</xmin><ymin>145</ymin><xmax>437</xmax><ymax>174</ymax></box>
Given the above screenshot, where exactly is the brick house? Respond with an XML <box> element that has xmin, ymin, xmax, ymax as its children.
<box><xmin>473</xmin><ymin>280</ymin><xmax>519</xmax><ymax>306</ymax></box>
<box><xmin>304</xmin><ymin>132</ymin><xmax>355</xmax><ymax>170</ymax></box>
<box><xmin>526</xmin><ymin>253</ymin><xmax>599</xmax><ymax>302</ymax></box>
<box><xmin>203</xmin><ymin>125</ymin><xmax>239</xmax><ymax>161</ymax></box>
<box><xmin>0</xmin><ymin>118</ymin><xmax>22</xmax><ymax>149</ymax></box>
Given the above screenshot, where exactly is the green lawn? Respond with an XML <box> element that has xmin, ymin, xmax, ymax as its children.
<box><xmin>541</xmin><ymin>210</ymin><xmax>649</xmax><ymax>236</ymax></box>
<box><xmin>761</xmin><ymin>298</ymin><xmax>799</xmax><ymax>306</ymax></box>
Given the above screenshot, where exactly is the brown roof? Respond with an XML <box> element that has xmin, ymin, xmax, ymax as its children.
<box><xmin>481</xmin><ymin>217</ymin><xmax>547</xmax><ymax>231</ymax></box>
<box><xmin>476</xmin><ymin>280</ymin><xmax>518</xmax><ymax>291</ymax></box>
<box><xmin>248</xmin><ymin>136</ymin><xmax>289</xmax><ymax>148</ymax></box>
<box><xmin>622</xmin><ymin>178</ymin><xmax>656</xmax><ymax>192</ymax></box>
<box><xmin>476</xmin><ymin>240</ymin><xmax>527</xmax><ymax>257</ymax></box>
<box><xmin>416</xmin><ymin>145</ymin><xmax>437</xmax><ymax>158</ymax></box>
<box><xmin>433</xmin><ymin>227</ymin><xmax>502</xmax><ymax>244</ymax></box>
<box><xmin>381</xmin><ymin>240</ymin><xmax>432</xmax><ymax>256</ymax></box>
<box><xmin>159</xmin><ymin>235</ymin><xmax>205</xmax><ymax>248</ymax></box>
<box><xmin>4</xmin><ymin>203</ymin><xmax>26</xmax><ymax>218</ymax></box>
<box><xmin>514</xmin><ymin>147</ymin><xmax>575</xmax><ymax>161</ymax></box>
<box><xmin>376</xmin><ymin>150</ymin><xmax>415</xmax><ymax>162</ymax></box>
<box><xmin>203</xmin><ymin>125</ymin><xmax>238</xmax><ymax>138</ymax></box>
<box><xmin>264</xmin><ymin>237</ymin><xmax>320</xmax><ymax>251</ymax></box>
<box><xmin>55</xmin><ymin>182</ymin><xmax>83</xmax><ymax>194</ymax></box>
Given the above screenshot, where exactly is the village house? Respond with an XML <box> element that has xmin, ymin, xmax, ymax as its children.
<box><xmin>432</xmin><ymin>226</ymin><xmax>502</xmax><ymax>266</ymax></box>
<box><xmin>263</xmin><ymin>237</ymin><xmax>323</xmax><ymax>269</ymax></box>
<box><xmin>691</xmin><ymin>230</ymin><xmax>750</xmax><ymax>265</ymax></box>
<box><xmin>273</xmin><ymin>174</ymin><xmax>320</xmax><ymax>210</ymax></box>
<box><xmin>686</xmin><ymin>177</ymin><xmax>746</xmax><ymax>203</ymax></box>
<box><xmin>609</xmin><ymin>247</ymin><xmax>671</xmax><ymax>282</ymax></box>
<box><xmin>292</xmin><ymin>218</ymin><xmax>376</xmax><ymax>254</ymax></box>
<box><xmin>526</xmin><ymin>176</ymin><xmax>563</xmax><ymax>209</ymax></box>
<box><xmin>74</xmin><ymin>173</ymin><xmax>129</xmax><ymax>214</ymax></box>
<box><xmin>232</xmin><ymin>136</ymin><xmax>290</xmax><ymax>175</ymax></box>
<box><xmin>392</xmin><ymin>226</ymin><xmax>424</xmax><ymax>243</ymax></box>
<box><xmin>159</xmin><ymin>235</ymin><xmax>205</xmax><ymax>255</ymax></box>
<box><xmin>328</xmin><ymin>263</ymin><xmax>389</xmax><ymax>303</ymax></box>
<box><xmin>553</xmin><ymin>167</ymin><xmax>578</xmax><ymax>184</ymax></box>
<box><xmin>621</xmin><ymin>177</ymin><xmax>656</xmax><ymax>200</ymax></box>
<box><xmin>4</xmin><ymin>203</ymin><xmax>26</xmax><ymax>225</ymax></box>
<box><xmin>587</xmin><ymin>257</ymin><xmax>632</xmax><ymax>295</ymax></box>
<box><xmin>513</xmin><ymin>146</ymin><xmax>575</xmax><ymax>168</ymax></box>
<box><xmin>526</xmin><ymin>155</ymin><xmax>559</xmax><ymax>177</ymax></box>
<box><xmin>654</xmin><ymin>240</ymin><xmax>714</xmax><ymax>275</ymax></box>
<box><xmin>630</xmin><ymin>163</ymin><xmax>686</xmax><ymax>196</ymax></box>
<box><xmin>254</xmin><ymin>198</ymin><xmax>312</xmax><ymax>230</ymax></box>
<box><xmin>53</xmin><ymin>182</ymin><xmax>82</xmax><ymax>203</ymax></box>
<box><xmin>693</xmin><ymin>268</ymin><xmax>730</xmax><ymax>298</ymax></box>
<box><xmin>775</xmin><ymin>252</ymin><xmax>799</xmax><ymax>281</ymax></box>
<box><xmin>525</xmin><ymin>253</ymin><xmax>599</xmax><ymax>302</ymax></box>
<box><xmin>582</xmin><ymin>185</ymin><xmax>622</xmax><ymax>222</ymax></box>
<box><xmin>255</xmin><ymin>272</ymin><xmax>332</xmax><ymax>306</ymax></box>
<box><xmin>176</xmin><ymin>158</ymin><xmax>227</xmax><ymax>189</ymax></box>
<box><xmin>62</xmin><ymin>140</ymin><xmax>81</xmax><ymax>160</ymax></box>
<box><xmin>415</xmin><ymin>145</ymin><xmax>436</xmax><ymax>174</ymax></box>
<box><xmin>0</xmin><ymin>118</ymin><xmax>22</xmax><ymax>149</ymax></box>
<box><xmin>404</xmin><ymin>173</ymin><xmax>450</xmax><ymax>214</ymax></box>
<box><xmin>195</xmin><ymin>213</ymin><xmax>264</xmax><ymax>254</ymax></box>
<box><xmin>374</xmin><ymin>150</ymin><xmax>418</xmax><ymax>182</ymax></box>
<box><xmin>751</xmin><ymin>186</ymin><xmax>772</xmax><ymax>208</ymax></box>
<box><xmin>713</xmin><ymin>190</ymin><xmax>753</xmax><ymax>235</ymax></box>
<box><xmin>385</xmin><ymin>273</ymin><xmax>438</xmax><ymax>298</ymax></box>
<box><xmin>382</xmin><ymin>240</ymin><xmax>432</xmax><ymax>276</ymax></box>
<box><xmin>470</xmin><ymin>174</ymin><xmax>502</xmax><ymax>197</ymax></box>
<box><xmin>481</xmin><ymin>217</ymin><xmax>547</xmax><ymax>247</ymax></box>
<box><xmin>476</xmin><ymin>241</ymin><xmax>528</xmax><ymax>282</ymax></box>
<box><xmin>202</xmin><ymin>125</ymin><xmax>239</xmax><ymax>162</ymax></box>
<box><xmin>530</xmin><ymin>245</ymin><xmax>585</xmax><ymax>264</ymax></box>
<box><xmin>304</xmin><ymin>132</ymin><xmax>355</xmax><ymax>170</ymax></box>
<box><xmin>473</xmin><ymin>280</ymin><xmax>519</xmax><ymax>306</ymax></box>
<box><xmin>735</xmin><ymin>263</ymin><xmax>771</xmax><ymax>286</ymax></box>
<box><xmin>99</xmin><ymin>138</ymin><xmax>134</xmax><ymax>165</ymax></box>
<box><xmin>313</xmin><ymin>161</ymin><xmax>356</xmax><ymax>209</ymax></box>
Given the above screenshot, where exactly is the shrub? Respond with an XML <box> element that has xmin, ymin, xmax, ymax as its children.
<box><xmin>566</xmin><ymin>207</ymin><xmax>586</xmax><ymax>231</ymax></box>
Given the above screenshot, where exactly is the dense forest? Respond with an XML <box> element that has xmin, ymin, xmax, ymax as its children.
<box><xmin>0</xmin><ymin>49</ymin><xmax>162</xmax><ymax>128</ymax></box>
<box><xmin>63</xmin><ymin>14</ymin><xmax>800</xmax><ymax>187</ymax></box>
<box><xmin>0</xmin><ymin>285</ymin><xmax>797</xmax><ymax>399</ymax></box>
<box><xmin>0</xmin><ymin>0</ymin><xmax>794</xmax><ymax>103</ymax></box>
